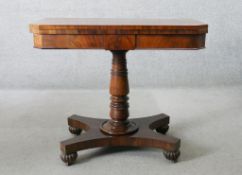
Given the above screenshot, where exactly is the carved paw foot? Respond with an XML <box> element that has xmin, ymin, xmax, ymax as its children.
<box><xmin>69</xmin><ymin>126</ymin><xmax>82</xmax><ymax>135</ymax></box>
<box><xmin>163</xmin><ymin>150</ymin><xmax>180</xmax><ymax>162</ymax></box>
<box><xmin>155</xmin><ymin>125</ymin><xmax>169</xmax><ymax>134</ymax></box>
<box><xmin>61</xmin><ymin>152</ymin><xmax>78</xmax><ymax>166</ymax></box>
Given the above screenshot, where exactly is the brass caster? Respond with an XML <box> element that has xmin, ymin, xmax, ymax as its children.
<box><xmin>163</xmin><ymin>150</ymin><xmax>180</xmax><ymax>162</ymax></box>
<box><xmin>156</xmin><ymin>125</ymin><xmax>169</xmax><ymax>134</ymax></box>
<box><xmin>69</xmin><ymin>126</ymin><xmax>82</xmax><ymax>135</ymax></box>
<box><xmin>60</xmin><ymin>152</ymin><xmax>78</xmax><ymax>166</ymax></box>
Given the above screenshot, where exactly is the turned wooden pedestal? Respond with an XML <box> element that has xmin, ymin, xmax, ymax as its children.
<box><xmin>30</xmin><ymin>18</ymin><xmax>208</xmax><ymax>165</ymax></box>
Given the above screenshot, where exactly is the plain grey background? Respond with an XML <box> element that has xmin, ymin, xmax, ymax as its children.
<box><xmin>0</xmin><ymin>0</ymin><xmax>241</xmax><ymax>89</ymax></box>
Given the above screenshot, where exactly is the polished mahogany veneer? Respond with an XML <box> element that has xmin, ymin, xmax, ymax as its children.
<box><xmin>30</xmin><ymin>18</ymin><xmax>208</xmax><ymax>166</ymax></box>
<box><xmin>30</xmin><ymin>18</ymin><xmax>207</xmax><ymax>49</ymax></box>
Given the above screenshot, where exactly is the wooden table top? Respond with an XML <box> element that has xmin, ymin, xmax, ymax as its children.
<box><xmin>29</xmin><ymin>18</ymin><xmax>208</xmax><ymax>50</ymax></box>
<box><xmin>30</xmin><ymin>18</ymin><xmax>208</xmax><ymax>35</ymax></box>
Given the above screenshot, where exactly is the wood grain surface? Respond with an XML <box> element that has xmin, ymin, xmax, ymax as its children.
<box><xmin>30</xmin><ymin>18</ymin><xmax>208</xmax><ymax>50</ymax></box>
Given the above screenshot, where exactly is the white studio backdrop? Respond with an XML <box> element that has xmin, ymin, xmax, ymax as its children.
<box><xmin>0</xmin><ymin>0</ymin><xmax>241</xmax><ymax>89</ymax></box>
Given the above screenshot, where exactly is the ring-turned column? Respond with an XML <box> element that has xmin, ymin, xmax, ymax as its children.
<box><xmin>100</xmin><ymin>50</ymin><xmax>138</xmax><ymax>135</ymax></box>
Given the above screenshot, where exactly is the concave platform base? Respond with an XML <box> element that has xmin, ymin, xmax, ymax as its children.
<box><xmin>60</xmin><ymin>114</ymin><xmax>181</xmax><ymax>166</ymax></box>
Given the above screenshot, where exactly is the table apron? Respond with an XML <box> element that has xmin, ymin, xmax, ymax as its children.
<box><xmin>33</xmin><ymin>34</ymin><xmax>206</xmax><ymax>50</ymax></box>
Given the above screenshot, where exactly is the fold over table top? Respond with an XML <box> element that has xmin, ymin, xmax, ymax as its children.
<box><xmin>30</xmin><ymin>18</ymin><xmax>208</xmax><ymax>50</ymax></box>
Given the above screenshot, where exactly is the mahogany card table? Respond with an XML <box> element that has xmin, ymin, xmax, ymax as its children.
<box><xmin>30</xmin><ymin>18</ymin><xmax>208</xmax><ymax>165</ymax></box>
